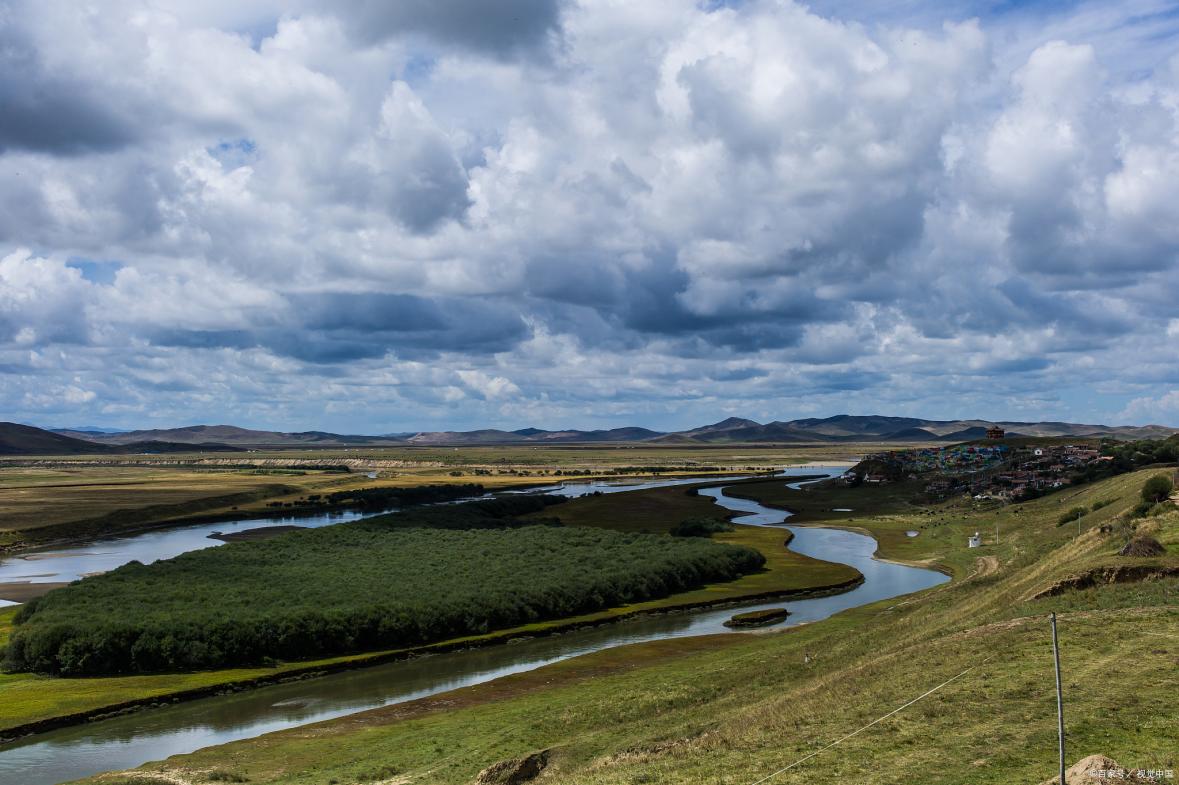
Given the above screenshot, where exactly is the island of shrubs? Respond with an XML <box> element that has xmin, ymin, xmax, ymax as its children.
<box><xmin>3</xmin><ymin>496</ymin><xmax>765</xmax><ymax>676</ymax></box>
<box><xmin>670</xmin><ymin>517</ymin><xmax>735</xmax><ymax>537</ymax></box>
<box><xmin>269</xmin><ymin>483</ymin><xmax>485</xmax><ymax>512</ymax></box>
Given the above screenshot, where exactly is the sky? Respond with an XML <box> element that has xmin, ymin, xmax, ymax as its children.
<box><xmin>2</xmin><ymin>0</ymin><xmax>1179</xmax><ymax>433</ymax></box>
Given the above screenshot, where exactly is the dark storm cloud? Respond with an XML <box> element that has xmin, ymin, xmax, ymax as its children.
<box><xmin>995</xmin><ymin>279</ymin><xmax>1133</xmax><ymax>339</ymax></box>
<box><xmin>386</xmin><ymin>141</ymin><xmax>471</xmax><ymax>233</ymax></box>
<box><xmin>527</xmin><ymin>252</ymin><xmax>849</xmax><ymax>352</ymax></box>
<box><xmin>323</xmin><ymin>0</ymin><xmax>565</xmax><ymax>57</ymax></box>
<box><xmin>150</xmin><ymin>329</ymin><xmax>256</xmax><ymax>350</ymax></box>
<box><xmin>295</xmin><ymin>293</ymin><xmax>530</xmax><ymax>352</ymax></box>
<box><xmin>148</xmin><ymin>294</ymin><xmax>531</xmax><ymax>364</ymax></box>
<box><xmin>808</xmin><ymin>369</ymin><xmax>889</xmax><ymax>392</ymax></box>
<box><xmin>0</xmin><ymin>17</ymin><xmax>136</xmax><ymax>154</ymax></box>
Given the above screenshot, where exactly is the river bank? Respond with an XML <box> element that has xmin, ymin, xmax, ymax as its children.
<box><xmin>0</xmin><ymin>467</ymin><xmax>945</xmax><ymax>785</ymax></box>
<box><xmin>0</xmin><ymin>470</ymin><xmax>784</xmax><ymax>557</ymax></box>
<box><xmin>0</xmin><ymin>566</ymin><xmax>863</xmax><ymax>743</ymax></box>
<box><xmin>0</xmin><ymin>471</ymin><xmax>792</xmax><ymax>602</ymax></box>
<box><xmin>69</xmin><ymin>471</ymin><xmax>1177</xmax><ymax>785</ymax></box>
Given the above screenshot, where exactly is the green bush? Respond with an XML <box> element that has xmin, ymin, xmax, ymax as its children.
<box><xmin>1057</xmin><ymin>506</ymin><xmax>1089</xmax><ymax>526</ymax></box>
<box><xmin>670</xmin><ymin>517</ymin><xmax>735</xmax><ymax>537</ymax></box>
<box><xmin>3</xmin><ymin>499</ymin><xmax>764</xmax><ymax>676</ymax></box>
<box><xmin>1141</xmin><ymin>474</ymin><xmax>1175</xmax><ymax>504</ymax></box>
<box><xmin>1131</xmin><ymin>500</ymin><xmax>1156</xmax><ymax>518</ymax></box>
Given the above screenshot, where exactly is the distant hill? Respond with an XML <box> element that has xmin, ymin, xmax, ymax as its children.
<box><xmin>51</xmin><ymin>425</ymin><xmax>129</xmax><ymax>435</ymax></box>
<box><xmin>401</xmin><ymin>426</ymin><xmax>663</xmax><ymax>445</ymax></box>
<box><xmin>660</xmin><ymin>415</ymin><xmax>1167</xmax><ymax>444</ymax></box>
<box><xmin>1</xmin><ymin>423</ymin><xmax>239</xmax><ymax>456</ymax></box>
<box><xmin>43</xmin><ymin>415</ymin><xmax>1179</xmax><ymax>450</ymax></box>
<box><xmin>0</xmin><ymin>423</ymin><xmax>119</xmax><ymax>455</ymax></box>
<box><xmin>62</xmin><ymin>425</ymin><xmax>401</xmax><ymax>448</ymax></box>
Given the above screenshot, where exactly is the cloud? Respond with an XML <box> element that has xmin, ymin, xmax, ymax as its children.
<box><xmin>0</xmin><ymin>249</ymin><xmax>96</xmax><ymax>344</ymax></box>
<box><xmin>1120</xmin><ymin>391</ymin><xmax>1179</xmax><ymax>424</ymax></box>
<box><xmin>369</xmin><ymin>82</ymin><xmax>472</xmax><ymax>231</ymax></box>
<box><xmin>1</xmin><ymin>0</ymin><xmax>1178</xmax><ymax>431</ymax></box>
<box><xmin>0</xmin><ymin>11</ymin><xmax>138</xmax><ymax>154</ymax></box>
<box><xmin>319</xmin><ymin>0</ymin><xmax>565</xmax><ymax>58</ymax></box>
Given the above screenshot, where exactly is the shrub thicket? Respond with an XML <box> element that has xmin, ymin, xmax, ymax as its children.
<box><xmin>3</xmin><ymin>498</ymin><xmax>764</xmax><ymax>676</ymax></box>
<box><xmin>1069</xmin><ymin>436</ymin><xmax>1179</xmax><ymax>486</ymax></box>
<box><xmin>671</xmin><ymin>517</ymin><xmax>735</xmax><ymax>537</ymax></box>
<box><xmin>1141</xmin><ymin>474</ymin><xmax>1175</xmax><ymax>504</ymax></box>
<box><xmin>321</xmin><ymin>483</ymin><xmax>485</xmax><ymax>511</ymax></box>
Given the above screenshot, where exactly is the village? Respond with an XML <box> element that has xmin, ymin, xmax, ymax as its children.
<box><xmin>845</xmin><ymin>429</ymin><xmax>1111</xmax><ymax>502</ymax></box>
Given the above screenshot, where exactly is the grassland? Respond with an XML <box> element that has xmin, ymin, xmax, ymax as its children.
<box><xmin>83</xmin><ymin>468</ymin><xmax>1178</xmax><ymax>785</ymax></box>
<box><xmin>0</xmin><ymin>475</ymin><xmax>858</xmax><ymax>735</ymax></box>
<box><xmin>0</xmin><ymin>467</ymin><xmax>300</xmax><ymax>539</ymax></box>
<box><xmin>0</xmin><ymin>444</ymin><xmax>860</xmax><ymax>551</ymax></box>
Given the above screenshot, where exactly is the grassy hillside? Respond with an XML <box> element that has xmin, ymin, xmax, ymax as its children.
<box><xmin>85</xmin><ymin>469</ymin><xmax>1179</xmax><ymax>785</ymax></box>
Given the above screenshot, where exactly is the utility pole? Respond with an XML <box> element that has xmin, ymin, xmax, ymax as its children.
<box><xmin>1051</xmin><ymin>612</ymin><xmax>1065</xmax><ymax>785</ymax></box>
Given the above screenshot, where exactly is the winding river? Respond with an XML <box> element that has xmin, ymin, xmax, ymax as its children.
<box><xmin>0</xmin><ymin>468</ymin><xmax>948</xmax><ymax>785</ymax></box>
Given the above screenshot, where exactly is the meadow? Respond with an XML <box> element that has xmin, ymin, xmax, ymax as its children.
<box><xmin>0</xmin><ymin>470</ymin><xmax>863</xmax><ymax>734</ymax></box>
<box><xmin>0</xmin><ymin>443</ymin><xmax>862</xmax><ymax>550</ymax></box>
<box><xmin>3</xmin><ymin>497</ymin><xmax>766</xmax><ymax>676</ymax></box>
<box><xmin>88</xmin><ymin>468</ymin><xmax>1178</xmax><ymax>785</ymax></box>
<box><xmin>0</xmin><ymin>466</ymin><xmax>302</xmax><ymax>543</ymax></box>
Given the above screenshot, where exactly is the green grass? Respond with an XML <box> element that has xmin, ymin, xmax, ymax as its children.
<box><xmin>0</xmin><ymin>606</ymin><xmax>15</xmax><ymax>648</ymax></box>
<box><xmin>76</xmin><ymin>469</ymin><xmax>1179</xmax><ymax>785</ymax></box>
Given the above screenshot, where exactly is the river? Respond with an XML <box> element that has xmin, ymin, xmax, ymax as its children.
<box><xmin>0</xmin><ymin>467</ymin><xmax>948</xmax><ymax>785</ymax></box>
<box><xmin>0</xmin><ymin>473</ymin><xmax>760</xmax><ymax>595</ymax></box>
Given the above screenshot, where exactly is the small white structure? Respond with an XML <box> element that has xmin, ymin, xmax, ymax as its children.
<box><xmin>366</xmin><ymin>471</ymin><xmax>378</xmax><ymax>480</ymax></box>
<box><xmin>968</xmin><ymin>531</ymin><xmax>982</xmax><ymax>548</ymax></box>
<box><xmin>1034</xmin><ymin>448</ymin><xmax>1044</xmax><ymax>456</ymax></box>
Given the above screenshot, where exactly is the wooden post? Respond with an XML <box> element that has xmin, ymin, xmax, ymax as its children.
<box><xmin>1051</xmin><ymin>612</ymin><xmax>1065</xmax><ymax>785</ymax></box>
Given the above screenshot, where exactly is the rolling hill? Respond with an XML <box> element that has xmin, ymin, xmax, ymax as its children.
<box><xmin>56</xmin><ymin>425</ymin><xmax>399</xmax><ymax>448</ymax></box>
<box><xmin>38</xmin><ymin>415</ymin><xmax>1178</xmax><ymax>449</ymax></box>
<box><xmin>0</xmin><ymin>422</ymin><xmax>119</xmax><ymax>455</ymax></box>
<box><xmin>0</xmin><ymin>423</ymin><xmax>239</xmax><ymax>456</ymax></box>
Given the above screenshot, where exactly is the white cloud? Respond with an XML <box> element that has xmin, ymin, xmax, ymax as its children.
<box><xmin>1</xmin><ymin>0</ymin><xmax>1179</xmax><ymax>430</ymax></box>
<box><xmin>1120</xmin><ymin>391</ymin><xmax>1179</xmax><ymax>424</ymax></box>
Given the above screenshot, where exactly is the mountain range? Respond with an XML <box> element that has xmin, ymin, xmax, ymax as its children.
<box><xmin>0</xmin><ymin>415</ymin><xmax>1161</xmax><ymax>454</ymax></box>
